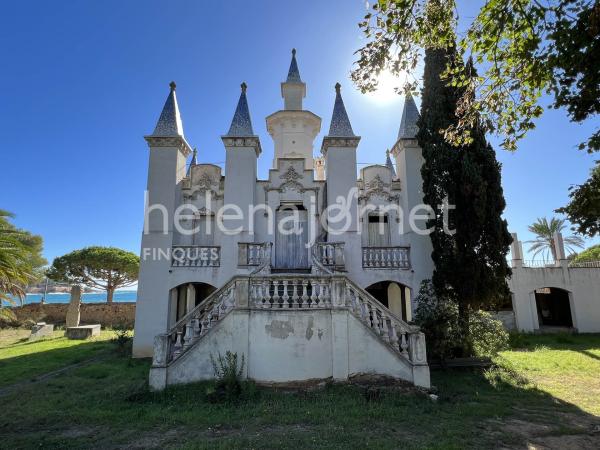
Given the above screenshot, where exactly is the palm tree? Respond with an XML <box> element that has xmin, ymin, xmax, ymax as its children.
<box><xmin>0</xmin><ymin>210</ymin><xmax>34</xmax><ymax>305</ymax></box>
<box><xmin>526</xmin><ymin>217</ymin><xmax>584</xmax><ymax>261</ymax></box>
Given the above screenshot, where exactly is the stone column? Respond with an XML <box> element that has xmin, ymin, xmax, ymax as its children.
<box><xmin>65</xmin><ymin>285</ymin><xmax>81</xmax><ymax>328</ymax></box>
<box><xmin>510</xmin><ymin>232</ymin><xmax>524</xmax><ymax>269</ymax></box>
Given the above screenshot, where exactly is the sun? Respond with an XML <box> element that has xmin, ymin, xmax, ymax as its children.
<box><xmin>364</xmin><ymin>69</ymin><xmax>406</xmax><ymax>104</ymax></box>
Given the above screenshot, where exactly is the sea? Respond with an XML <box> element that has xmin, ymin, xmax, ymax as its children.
<box><xmin>10</xmin><ymin>290</ymin><xmax>137</xmax><ymax>305</ymax></box>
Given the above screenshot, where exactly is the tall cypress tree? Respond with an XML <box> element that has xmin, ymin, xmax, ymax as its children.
<box><xmin>418</xmin><ymin>48</ymin><xmax>513</xmax><ymax>347</ymax></box>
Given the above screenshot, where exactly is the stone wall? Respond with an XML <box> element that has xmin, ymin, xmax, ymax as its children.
<box><xmin>12</xmin><ymin>303</ymin><xmax>136</xmax><ymax>328</ymax></box>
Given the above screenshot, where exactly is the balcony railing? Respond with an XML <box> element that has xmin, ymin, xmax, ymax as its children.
<box><xmin>313</xmin><ymin>242</ymin><xmax>346</xmax><ymax>272</ymax></box>
<box><xmin>171</xmin><ymin>246</ymin><xmax>220</xmax><ymax>267</ymax></box>
<box><xmin>238</xmin><ymin>242</ymin><xmax>271</xmax><ymax>266</ymax></box>
<box><xmin>362</xmin><ymin>246</ymin><xmax>410</xmax><ymax>269</ymax></box>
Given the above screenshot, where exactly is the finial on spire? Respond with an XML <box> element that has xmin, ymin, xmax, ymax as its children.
<box><xmin>386</xmin><ymin>148</ymin><xmax>397</xmax><ymax>178</ymax></box>
<box><xmin>397</xmin><ymin>93</ymin><xmax>420</xmax><ymax>140</ymax></box>
<box><xmin>241</xmin><ymin>82</ymin><xmax>247</xmax><ymax>93</ymax></box>
<box><xmin>151</xmin><ymin>81</ymin><xmax>184</xmax><ymax>136</ymax></box>
<box><xmin>328</xmin><ymin>82</ymin><xmax>355</xmax><ymax>137</ymax></box>
<box><xmin>225</xmin><ymin>82</ymin><xmax>254</xmax><ymax>136</ymax></box>
<box><xmin>286</xmin><ymin>48</ymin><xmax>302</xmax><ymax>83</ymax></box>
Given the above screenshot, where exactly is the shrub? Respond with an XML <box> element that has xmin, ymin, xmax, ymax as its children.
<box><xmin>414</xmin><ymin>281</ymin><xmax>461</xmax><ymax>361</ymax></box>
<box><xmin>111</xmin><ymin>325</ymin><xmax>133</xmax><ymax>354</ymax></box>
<box><xmin>572</xmin><ymin>244</ymin><xmax>600</xmax><ymax>263</ymax></box>
<box><xmin>0</xmin><ymin>307</ymin><xmax>20</xmax><ymax>328</ymax></box>
<box><xmin>414</xmin><ymin>280</ymin><xmax>509</xmax><ymax>360</ymax></box>
<box><xmin>209</xmin><ymin>351</ymin><xmax>245</xmax><ymax>402</ymax></box>
<box><xmin>468</xmin><ymin>311</ymin><xmax>509</xmax><ymax>358</ymax></box>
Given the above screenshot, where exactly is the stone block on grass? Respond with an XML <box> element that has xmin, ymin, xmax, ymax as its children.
<box><xmin>66</xmin><ymin>324</ymin><xmax>101</xmax><ymax>340</ymax></box>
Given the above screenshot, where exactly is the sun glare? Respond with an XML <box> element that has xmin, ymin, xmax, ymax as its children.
<box><xmin>364</xmin><ymin>69</ymin><xmax>406</xmax><ymax>104</ymax></box>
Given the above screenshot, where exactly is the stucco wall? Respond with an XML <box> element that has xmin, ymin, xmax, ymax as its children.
<box><xmin>150</xmin><ymin>308</ymin><xmax>427</xmax><ymax>389</ymax></box>
<box><xmin>13</xmin><ymin>303</ymin><xmax>136</xmax><ymax>328</ymax></box>
<box><xmin>509</xmin><ymin>264</ymin><xmax>600</xmax><ymax>333</ymax></box>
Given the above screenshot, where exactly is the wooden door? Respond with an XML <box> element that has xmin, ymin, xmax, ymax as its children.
<box><xmin>275</xmin><ymin>209</ymin><xmax>309</xmax><ymax>269</ymax></box>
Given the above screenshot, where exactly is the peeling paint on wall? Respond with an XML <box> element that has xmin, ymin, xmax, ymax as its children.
<box><xmin>265</xmin><ymin>320</ymin><xmax>294</xmax><ymax>339</ymax></box>
<box><xmin>305</xmin><ymin>316</ymin><xmax>314</xmax><ymax>340</ymax></box>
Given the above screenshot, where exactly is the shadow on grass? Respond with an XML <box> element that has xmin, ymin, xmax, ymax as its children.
<box><xmin>0</xmin><ymin>337</ymin><xmax>113</xmax><ymax>388</ymax></box>
<box><xmin>0</xmin><ymin>335</ymin><xmax>598</xmax><ymax>449</ymax></box>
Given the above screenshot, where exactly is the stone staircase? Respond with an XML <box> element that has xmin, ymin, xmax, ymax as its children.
<box><xmin>149</xmin><ymin>274</ymin><xmax>429</xmax><ymax>390</ymax></box>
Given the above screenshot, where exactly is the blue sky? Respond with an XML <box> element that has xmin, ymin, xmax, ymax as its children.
<box><xmin>1</xmin><ymin>0</ymin><xmax>597</xmax><ymax>264</ymax></box>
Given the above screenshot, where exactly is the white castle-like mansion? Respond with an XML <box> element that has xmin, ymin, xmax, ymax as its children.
<box><xmin>133</xmin><ymin>50</ymin><xmax>433</xmax><ymax>390</ymax></box>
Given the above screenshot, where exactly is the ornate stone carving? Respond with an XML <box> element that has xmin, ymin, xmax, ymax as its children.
<box><xmin>278</xmin><ymin>165</ymin><xmax>304</xmax><ymax>193</ymax></box>
<box><xmin>359</xmin><ymin>174</ymin><xmax>399</xmax><ymax>202</ymax></box>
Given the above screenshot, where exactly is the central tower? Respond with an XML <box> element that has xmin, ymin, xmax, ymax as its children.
<box><xmin>266</xmin><ymin>49</ymin><xmax>321</xmax><ymax>170</ymax></box>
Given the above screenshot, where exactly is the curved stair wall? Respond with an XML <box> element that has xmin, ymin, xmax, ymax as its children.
<box><xmin>149</xmin><ymin>275</ymin><xmax>430</xmax><ymax>390</ymax></box>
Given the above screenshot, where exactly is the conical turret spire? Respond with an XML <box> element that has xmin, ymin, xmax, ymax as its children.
<box><xmin>386</xmin><ymin>149</ymin><xmax>397</xmax><ymax>178</ymax></box>
<box><xmin>327</xmin><ymin>83</ymin><xmax>355</xmax><ymax>137</ymax></box>
<box><xmin>286</xmin><ymin>48</ymin><xmax>302</xmax><ymax>83</ymax></box>
<box><xmin>152</xmin><ymin>81</ymin><xmax>184</xmax><ymax>137</ymax></box>
<box><xmin>397</xmin><ymin>93</ymin><xmax>420</xmax><ymax>140</ymax></box>
<box><xmin>226</xmin><ymin>82</ymin><xmax>255</xmax><ymax>136</ymax></box>
<box><xmin>187</xmin><ymin>148</ymin><xmax>198</xmax><ymax>176</ymax></box>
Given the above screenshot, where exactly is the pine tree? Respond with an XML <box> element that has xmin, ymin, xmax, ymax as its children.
<box><xmin>418</xmin><ymin>48</ymin><xmax>513</xmax><ymax>351</ymax></box>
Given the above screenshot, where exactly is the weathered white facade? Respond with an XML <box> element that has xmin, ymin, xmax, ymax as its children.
<box><xmin>133</xmin><ymin>50</ymin><xmax>434</xmax><ymax>390</ymax></box>
<box><xmin>508</xmin><ymin>233</ymin><xmax>600</xmax><ymax>333</ymax></box>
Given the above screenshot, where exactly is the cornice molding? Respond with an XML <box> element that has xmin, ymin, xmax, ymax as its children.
<box><xmin>221</xmin><ymin>136</ymin><xmax>262</xmax><ymax>156</ymax></box>
<box><xmin>320</xmin><ymin>136</ymin><xmax>361</xmax><ymax>154</ymax></box>
<box><xmin>144</xmin><ymin>135</ymin><xmax>193</xmax><ymax>156</ymax></box>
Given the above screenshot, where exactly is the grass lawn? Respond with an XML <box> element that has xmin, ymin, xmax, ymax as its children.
<box><xmin>0</xmin><ymin>331</ymin><xmax>598</xmax><ymax>449</ymax></box>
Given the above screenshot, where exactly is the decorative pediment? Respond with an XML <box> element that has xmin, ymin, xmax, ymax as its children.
<box><xmin>359</xmin><ymin>174</ymin><xmax>399</xmax><ymax>202</ymax></box>
<box><xmin>278</xmin><ymin>165</ymin><xmax>304</xmax><ymax>193</ymax></box>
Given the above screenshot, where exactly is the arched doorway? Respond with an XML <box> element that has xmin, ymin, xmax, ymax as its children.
<box><xmin>365</xmin><ymin>281</ymin><xmax>412</xmax><ymax>322</ymax></box>
<box><xmin>534</xmin><ymin>287</ymin><xmax>573</xmax><ymax>328</ymax></box>
<box><xmin>170</xmin><ymin>282</ymin><xmax>217</xmax><ymax>325</ymax></box>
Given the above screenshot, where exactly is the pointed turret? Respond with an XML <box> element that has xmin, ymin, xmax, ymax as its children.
<box><xmin>187</xmin><ymin>148</ymin><xmax>198</xmax><ymax>176</ymax></box>
<box><xmin>225</xmin><ymin>82</ymin><xmax>255</xmax><ymax>137</ymax></box>
<box><xmin>327</xmin><ymin>83</ymin><xmax>355</xmax><ymax>137</ymax></box>
<box><xmin>287</xmin><ymin>48</ymin><xmax>302</xmax><ymax>83</ymax></box>
<box><xmin>397</xmin><ymin>93</ymin><xmax>420</xmax><ymax>140</ymax></box>
<box><xmin>386</xmin><ymin>149</ymin><xmax>397</xmax><ymax>178</ymax></box>
<box><xmin>281</xmin><ymin>48</ymin><xmax>306</xmax><ymax>110</ymax></box>
<box><xmin>151</xmin><ymin>81</ymin><xmax>184</xmax><ymax>137</ymax></box>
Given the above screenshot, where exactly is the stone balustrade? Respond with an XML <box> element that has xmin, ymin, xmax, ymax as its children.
<box><xmin>249</xmin><ymin>276</ymin><xmax>332</xmax><ymax>309</ymax></box>
<box><xmin>238</xmin><ymin>242</ymin><xmax>271</xmax><ymax>266</ymax></box>
<box><xmin>153</xmin><ymin>274</ymin><xmax>427</xmax><ymax>368</ymax></box>
<box><xmin>313</xmin><ymin>242</ymin><xmax>346</xmax><ymax>272</ymax></box>
<box><xmin>343</xmin><ymin>278</ymin><xmax>426</xmax><ymax>364</ymax></box>
<box><xmin>362</xmin><ymin>246</ymin><xmax>410</xmax><ymax>269</ymax></box>
<box><xmin>171</xmin><ymin>246</ymin><xmax>220</xmax><ymax>267</ymax></box>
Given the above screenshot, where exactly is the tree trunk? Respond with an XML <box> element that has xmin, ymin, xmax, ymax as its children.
<box><xmin>107</xmin><ymin>287</ymin><xmax>115</xmax><ymax>304</ymax></box>
<box><xmin>458</xmin><ymin>301</ymin><xmax>471</xmax><ymax>357</ymax></box>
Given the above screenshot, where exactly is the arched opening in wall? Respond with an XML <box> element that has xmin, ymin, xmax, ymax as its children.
<box><xmin>534</xmin><ymin>287</ymin><xmax>573</xmax><ymax>328</ymax></box>
<box><xmin>365</xmin><ymin>281</ymin><xmax>412</xmax><ymax>322</ymax></box>
<box><xmin>170</xmin><ymin>282</ymin><xmax>217</xmax><ymax>325</ymax></box>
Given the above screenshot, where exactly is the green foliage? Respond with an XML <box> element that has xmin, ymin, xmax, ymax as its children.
<box><xmin>415</xmin><ymin>281</ymin><xmax>509</xmax><ymax>360</ymax></box>
<box><xmin>0</xmin><ymin>210</ymin><xmax>47</xmax><ymax>304</ymax></box>
<box><xmin>556</xmin><ymin>161</ymin><xmax>600</xmax><ymax>237</ymax></box>
<box><xmin>209</xmin><ymin>351</ymin><xmax>245</xmax><ymax>402</ymax></box>
<box><xmin>418</xmin><ymin>45</ymin><xmax>512</xmax><ymax>322</ymax></box>
<box><xmin>47</xmin><ymin>247</ymin><xmax>139</xmax><ymax>303</ymax></box>
<box><xmin>111</xmin><ymin>325</ymin><xmax>133</xmax><ymax>354</ymax></box>
<box><xmin>0</xmin><ymin>307</ymin><xmax>19</xmax><ymax>328</ymax></box>
<box><xmin>571</xmin><ymin>244</ymin><xmax>600</xmax><ymax>262</ymax></box>
<box><xmin>526</xmin><ymin>217</ymin><xmax>584</xmax><ymax>259</ymax></box>
<box><xmin>414</xmin><ymin>281</ymin><xmax>460</xmax><ymax>361</ymax></box>
<box><xmin>469</xmin><ymin>311</ymin><xmax>509</xmax><ymax>358</ymax></box>
<box><xmin>352</xmin><ymin>0</ymin><xmax>600</xmax><ymax>153</ymax></box>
